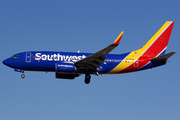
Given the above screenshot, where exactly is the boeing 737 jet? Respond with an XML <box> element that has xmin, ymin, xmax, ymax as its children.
<box><xmin>3</xmin><ymin>21</ymin><xmax>176</xmax><ymax>84</ymax></box>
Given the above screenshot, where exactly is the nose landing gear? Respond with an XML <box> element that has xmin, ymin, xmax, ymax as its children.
<box><xmin>14</xmin><ymin>69</ymin><xmax>25</xmax><ymax>79</ymax></box>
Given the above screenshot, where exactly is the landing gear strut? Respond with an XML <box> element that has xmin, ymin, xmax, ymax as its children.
<box><xmin>85</xmin><ymin>74</ymin><xmax>91</xmax><ymax>84</ymax></box>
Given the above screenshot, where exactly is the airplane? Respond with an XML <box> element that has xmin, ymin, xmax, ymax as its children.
<box><xmin>3</xmin><ymin>21</ymin><xmax>176</xmax><ymax>84</ymax></box>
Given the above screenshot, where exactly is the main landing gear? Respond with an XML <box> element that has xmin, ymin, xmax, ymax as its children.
<box><xmin>85</xmin><ymin>74</ymin><xmax>91</xmax><ymax>84</ymax></box>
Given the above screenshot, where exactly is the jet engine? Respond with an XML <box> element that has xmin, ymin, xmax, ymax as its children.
<box><xmin>56</xmin><ymin>63</ymin><xmax>76</xmax><ymax>72</ymax></box>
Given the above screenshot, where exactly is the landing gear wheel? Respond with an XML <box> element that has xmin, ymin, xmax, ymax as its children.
<box><xmin>21</xmin><ymin>74</ymin><xmax>25</xmax><ymax>78</ymax></box>
<box><xmin>84</xmin><ymin>74</ymin><xmax>91</xmax><ymax>84</ymax></box>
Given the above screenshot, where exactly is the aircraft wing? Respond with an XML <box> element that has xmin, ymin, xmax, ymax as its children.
<box><xmin>75</xmin><ymin>31</ymin><xmax>124</xmax><ymax>70</ymax></box>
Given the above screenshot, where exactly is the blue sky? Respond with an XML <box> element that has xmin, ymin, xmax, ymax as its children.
<box><xmin>0</xmin><ymin>0</ymin><xmax>180</xmax><ymax>120</ymax></box>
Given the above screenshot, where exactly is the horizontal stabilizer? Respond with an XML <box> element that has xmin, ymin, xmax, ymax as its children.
<box><xmin>151</xmin><ymin>51</ymin><xmax>176</xmax><ymax>62</ymax></box>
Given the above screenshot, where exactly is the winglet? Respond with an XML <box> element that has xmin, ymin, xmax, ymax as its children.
<box><xmin>111</xmin><ymin>31</ymin><xmax>124</xmax><ymax>46</ymax></box>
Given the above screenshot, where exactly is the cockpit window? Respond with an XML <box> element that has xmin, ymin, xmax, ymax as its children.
<box><xmin>12</xmin><ymin>55</ymin><xmax>19</xmax><ymax>58</ymax></box>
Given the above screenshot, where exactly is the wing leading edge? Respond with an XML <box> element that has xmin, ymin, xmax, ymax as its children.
<box><xmin>75</xmin><ymin>31</ymin><xmax>124</xmax><ymax>71</ymax></box>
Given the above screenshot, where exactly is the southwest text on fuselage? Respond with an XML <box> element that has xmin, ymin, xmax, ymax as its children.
<box><xmin>35</xmin><ymin>53</ymin><xmax>86</xmax><ymax>62</ymax></box>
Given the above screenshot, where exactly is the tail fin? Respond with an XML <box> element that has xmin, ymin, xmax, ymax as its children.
<box><xmin>140</xmin><ymin>21</ymin><xmax>174</xmax><ymax>58</ymax></box>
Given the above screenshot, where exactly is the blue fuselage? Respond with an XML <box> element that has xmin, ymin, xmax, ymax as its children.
<box><xmin>3</xmin><ymin>51</ymin><xmax>132</xmax><ymax>74</ymax></box>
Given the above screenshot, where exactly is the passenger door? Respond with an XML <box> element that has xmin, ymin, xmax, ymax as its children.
<box><xmin>26</xmin><ymin>52</ymin><xmax>31</xmax><ymax>62</ymax></box>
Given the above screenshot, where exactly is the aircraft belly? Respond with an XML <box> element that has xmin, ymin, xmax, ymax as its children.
<box><xmin>24</xmin><ymin>61</ymin><xmax>56</xmax><ymax>72</ymax></box>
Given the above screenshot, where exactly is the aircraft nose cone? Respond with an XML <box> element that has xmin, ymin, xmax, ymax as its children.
<box><xmin>3</xmin><ymin>59</ymin><xmax>10</xmax><ymax>66</ymax></box>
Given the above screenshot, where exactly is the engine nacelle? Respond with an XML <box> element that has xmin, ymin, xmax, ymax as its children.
<box><xmin>56</xmin><ymin>73</ymin><xmax>79</xmax><ymax>79</ymax></box>
<box><xmin>56</xmin><ymin>63</ymin><xmax>76</xmax><ymax>72</ymax></box>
